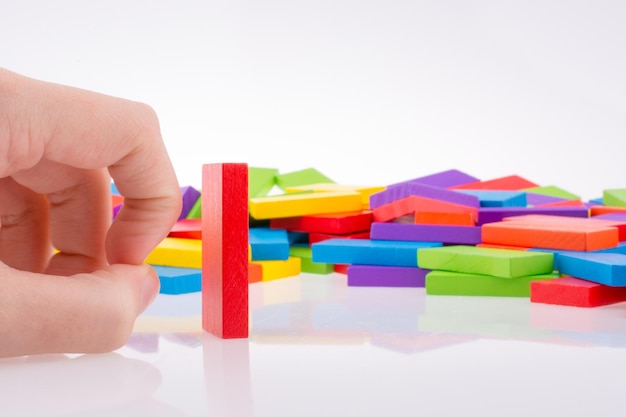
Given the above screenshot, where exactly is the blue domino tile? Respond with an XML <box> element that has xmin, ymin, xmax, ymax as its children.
<box><xmin>311</xmin><ymin>238</ymin><xmax>442</xmax><ymax>267</ymax></box>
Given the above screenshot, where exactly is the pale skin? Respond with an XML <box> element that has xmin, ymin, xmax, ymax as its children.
<box><xmin>0</xmin><ymin>68</ymin><xmax>182</xmax><ymax>358</ymax></box>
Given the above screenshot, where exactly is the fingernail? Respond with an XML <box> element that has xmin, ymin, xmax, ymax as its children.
<box><xmin>140</xmin><ymin>266</ymin><xmax>160</xmax><ymax>313</ymax></box>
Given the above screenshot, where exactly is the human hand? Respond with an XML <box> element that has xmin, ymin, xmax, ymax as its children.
<box><xmin>0</xmin><ymin>68</ymin><xmax>182</xmax><ymax>357</ymax></box>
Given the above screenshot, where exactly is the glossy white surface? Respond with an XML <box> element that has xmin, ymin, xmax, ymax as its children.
<box><xmin>2</xmin><ymin>1</ymin><xmax>626</xmax><ymax>416</ymax></box>
<box><xmin>4</xmin><ymin>274</ymin><xmax>626</xmax><ymax>416</ymax></box>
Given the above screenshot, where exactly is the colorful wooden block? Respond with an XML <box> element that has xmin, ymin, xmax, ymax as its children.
<box><xmin>168</xmin><ymin>218</ymin><xmax>202</xmax><ymax>239</ymax></box>
<box><xmin>523</xmin><ymin>185</ymin><xmax>580</xmax><ymax>201</ymax></box>
<box><xmin>370</xmin><ymin>222</ymin><xmax>481</xmax><ymax>245</ymax></box>
<box><xmin>501</xmin><ymin>214</ymin><xmax>626</xmax><ymax>241</ymax></box>
<box><xmin>448</xmin><ymin>174</ymin><xmax>539</xmax><ymax>191</ymax></box>
<box><xmin>249</xmin><ymin>167</ymin><xmax>279</xmax><ymax>198</ymax></box>
<box><xmin>186</xmin><ymin>197</ymin><xmax>202</xmax><ymax>219</ymax></box>
<box><xmin>202</xmin><ymin>163</ymin><xmax>249</xmax><ymax>339</ymax></box>
<box><xmin>347</xmin><ymin>265</ymin><xmax>429</xmax><ymax>287</ymax></box>
<box><xmin>153</xmin><ymin>265</ymin><xmax>202</xmax><ymax>294</ymax></box>
<box><xmin>417</xmin><ymin>245</ymin><xmax>554</xmax><ymax>278</ymax></box>
<box><xmin>557</xmin><ymin>252</ymin><xmax>626</xmax><ymax>286</ymax></box>
<box><xmin>111</xmin><ymin>193</ymin><xmax>124</xmax><ymax>219</ymax></box>
<box><xmin>179</xmin><ymin>185</ymin><xmax>201</xmax><ymax>220</ymax></box>
<box><xmin>535</xmin><ymin>199</ymin><xmax>585</xmax><ymax>208</ymax></box>
<box><xmin>145</xmin><ymin>237</ymin><xmax>202</xmax><ymax>268</ymax></box>
<box><xmin>414</xmin><ymin>211</ymin><xmax>475</xmax><ymax>226</ymax></box>
<box><xmin>285</xmin><ymin>183</ymin><xmax>385</xmax><ymax>209</ymax></box>
<box><xmin>530</xmin><ymin>276</ymin><xmax>626</xmax><ymax>307</ymax></box>
<box><xmin>251</xmin><ymin>256</ymin><xmax>302</xmax><ymax>281</ymax></box>
<box><xmin>308</xmin><ymin>230</ymin><xmax>370</xmax><ymax>245</ymax></box>
<box><xmin>457</xmin><ymin>190</ymin><xmax>527</xmax><ymax>208</ymax></box>
<box><xmin>248</xmin><ymin>263</ymin><xmax>263</xmax><ymax>283</ymax></box>
<box><xmin>481</xmin><ymin>220</ymin><xmax>618</xmax><ymax>251</ymax></box>
<box><xmin>525</xmin><ymin>192</ymin><xmax>571</xmax><ymax>206</ymax></box>
<box><xmin>275</xmin><ymin>168</ymin><xmax>334</xmax><ymax>191</ymax></box>
<box><xmin>249</xmin><ymin>191</ymin><xmax>362</xmax><ymax>220</ymax></box>
<box><xmin>312</xmin><ymin>238</ymin><xmax>442</xmax><ymax>267</ymax></box>
<box><xmin>590</xmin><ymin>205</ymin><xmax>626</xmax><ymax>216</ymax></box>
<box><xmin>369</xmin><ymin>183</ymin><xmax>479</xmax><ymax>210</ymax></box>
<box><xmin>289</xmin><ymin>245</ymin><xmax>334</xmax><ymax>274</ymax></box>
<box><xmin>390</xmin><ymin>169</ymin><xmax>480</xmax><ymax>189</ymax></box>
<box><xmin>248</xmin><ymin>227</ymin><xmax>290</xmax><ymax>260</ymax></box>
<box><xmin>477</xmin><ymin>206</ymin><xmax>589</xmax><ymax>225</ymax></box>
<box><xmin>603</xmin><ymin>189</ymin><xmax>626</xmax><ymax>208</ymax></box>
<box><xmin>426</xmin><ymin>270</ymin><xmax>557</xmax><ymax>297</ymax></box>
<box><xmin>372</xmin><ymin>195</ymin><xmax>479</xmax><ymax>223</ymax></box>
<box><xmin>270</xmin><ymin>210</ymin><xmax>373</xmax><ymax>234</ymax></box>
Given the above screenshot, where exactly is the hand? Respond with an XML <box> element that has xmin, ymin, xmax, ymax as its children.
<box><xmin>0</xmin><ymin>68</ymin><xmax>182</xmax><ymax>358</ymax></box>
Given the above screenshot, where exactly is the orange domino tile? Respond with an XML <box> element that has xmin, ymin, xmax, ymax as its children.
<box><xmin>502</xmin><ymin>214</ymin><xmax>626</xmax><ymax>241</ymax></box>
<box><xmin>481</xmin><ymin>221</ymin><xmax>619</xmax><ymax>251</ymax></box>
<box><xmin>590</xmin><ymin>206</ymin><xmax>626</xmax><ymax>216</ymax></box>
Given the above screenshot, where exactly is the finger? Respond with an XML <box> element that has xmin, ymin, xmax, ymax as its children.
<box><xmin>0</xmin><ymin>177</ymin><xmax>51</xmax><ymax>272</ymax></box>
<box><xmin>0</xmin><ymin>262</ymin><xmax>160</xmax><ymax>358</ymax></box>
<box><xmin>1</xmin><ymin>69</ymin><xmax>181</xmax><ymax>265</ymax></box>
<box><xmin>11</xmin><ymin>161</ymin><xmax>111</xmax><ymax>275</ymax></box>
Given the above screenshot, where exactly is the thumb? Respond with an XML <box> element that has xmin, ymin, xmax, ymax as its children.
<box><xmin>0</xmin><ymin>263</ymin><xmax>160</xmax><ymax>358</ymax></box>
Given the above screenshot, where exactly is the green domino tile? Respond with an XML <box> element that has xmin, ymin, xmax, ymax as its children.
<box><xmin>290</xmin><ymin>245</ymin><xmax>334</xmax><ymax>274</ymax></box>
<box><xmin>523</xmin><ymin>185</ymin><xmax>580</xmax><ymax>200</ymax></box>
<box><xmin>186</xmin><ymin>197</ymin><xmax>202</xmax><ymax>219</ymax></box>
<box><xmin>425</xmin><ymin>270</ymin><xmax>558</xmax><ymax>297</ymax></box>
<box><xmin>275</xmin><ymin>168</ymin><xmax>335</xmax><ymax>191</ymax></box>
<box><xmin>249</xmin><ymin>167</ymin><xmax>279</xmax><ymax>198</ymax></box>
<box><xmin>603</xmin><ymin>189</ymin><xmax>626</xmax><ymax>207</ymax></box>
<box><xmin>417</xmin><ymin>245</ymin><xmax>554</xmax><ymax>278</ymax></box>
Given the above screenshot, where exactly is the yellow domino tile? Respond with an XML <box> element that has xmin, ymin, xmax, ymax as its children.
<box><xmin>249</xmin><ymin>191</ymin><xmax>362</xmax><ymax>219</ymax></box>
<box><xmin>252</xmin><ymin>256</ymin><xmax>302</xmax><ymax>282</ymax></box>
<box><xmin>285</xmin><ymin>183</ymin><xmax>386</xmax><ymax>209</ymax></box>
<box><xmin>145</xmin><ymin>237</ymin><xmax>202</xmax><ymax>268</ymax></box>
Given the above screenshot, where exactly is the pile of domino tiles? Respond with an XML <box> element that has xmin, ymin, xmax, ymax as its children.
<box><xmin>128</xmin><ymin>167</ymin><xmax>626</xmax><ymax>308</ymax></box>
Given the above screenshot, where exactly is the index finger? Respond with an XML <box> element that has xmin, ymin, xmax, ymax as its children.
<box><xmin>2</xmin><ymin>69</ymin><xmax>182</xmax><ymax>264</ymax></box>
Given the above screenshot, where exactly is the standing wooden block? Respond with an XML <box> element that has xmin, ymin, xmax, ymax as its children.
<box><xmin>202</xmin><ymin>163</ymin><xmax>249</xmax><ymax>339</ymax></box>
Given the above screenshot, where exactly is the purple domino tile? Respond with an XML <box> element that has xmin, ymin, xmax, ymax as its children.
<box><xmin>387</xmin><ymin>169</ymin><xmax>480</xmax><ymax>190</ymax></box>
<box><xmin>179</xmin><ymin>185</ymin><xmax>201</xmax><ymax>220</ymax></box>
<box><xmin>370</xmin><ymin>222</ymin><xmax>482</xmax><ymax>245</ymax></box>
<box><xmin>477</xmin><ymin>207</ymin><xmax>589</xmax><ymax>225</ymax></box>
<box><xmin>347</xmin><ymin>265</ymin><xmax>429</xmax><ymax>287</ymax></box>
<box><xmin>526</xmin><ymin>193</ymin><xmax>569</xmax><ymax>206</ymax></box>
<box><xmin>369</xmin><ymin>182</ymin><xmax>480</xmax><ymax>210</ymax></box>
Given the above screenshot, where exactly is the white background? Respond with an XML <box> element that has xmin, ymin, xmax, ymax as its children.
<box><xmin>2</xmin><ymin>0</ymin><xmax>625</xmax><ymax>200</ymax></box>
<box><xmin>3</xmin><ymin>2</ymin><xmax>626</xmax><ymax>416</ymax></box>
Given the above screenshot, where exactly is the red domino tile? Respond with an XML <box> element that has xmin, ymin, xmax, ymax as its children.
<box><xmin>202</xmin><ymin>163</ymin><xmax>249</xmax><ymax>339</ymax></box>
<box><xmin>448</xmin><ymin>174</ymin><xmax>539</xmax><ymax>191</ymax></box>
<box><xmin>270</xmin><ymin>210</ymin><xmax>373</xmax><ymax>235</ymax></box>
<box><xmin>308</xmin><ymin>230</ymin><xmax>371</xmax><ymax>245</ymax></box>
<box><xmin>169</xmin><ymin>218</ymin><xmax>202</xmax><ymax>239</ymax></box>
<box><xmin>531</xmin><ymin>276</ymin><xmax>626</xmax><ymax>308</ymax></box>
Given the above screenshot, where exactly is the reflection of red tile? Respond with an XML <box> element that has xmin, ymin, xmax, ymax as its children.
<box><xmin>530</xmin><ymin>300</ymin><xmax>626</xmax><ymax>334</ymax></box>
